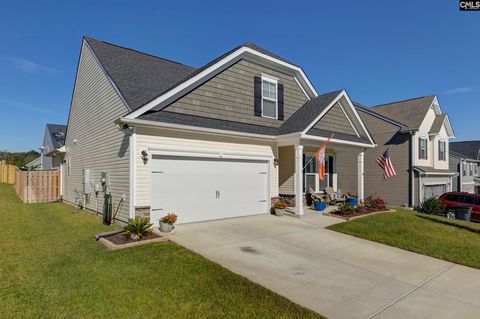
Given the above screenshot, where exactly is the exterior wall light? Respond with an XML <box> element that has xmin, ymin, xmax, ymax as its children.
<box><xmin>141</xmin><ymin>150</ymin><xmax>148</xmax><ymax>164</ymax></box>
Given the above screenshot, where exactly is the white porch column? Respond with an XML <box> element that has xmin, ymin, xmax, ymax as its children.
<box><xmin>294</xmin><ymin>144</ymin><xmax>304</xmax><ymax>216</ymax></box>
<box><xmin>357</xmin><ymin>151</ymin><xmax>364</xmax><ymax>201</ymax></box>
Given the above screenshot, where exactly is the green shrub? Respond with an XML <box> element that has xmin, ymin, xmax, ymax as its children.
<box><xmin>417</xmin><ymin>197</ymin><xmax>446</xmax><ymax>215</ymax></box>
<box><xmin>123</xmin><ymin>218</ymin><xmax>153</xmax><ymax>240</ymax></box>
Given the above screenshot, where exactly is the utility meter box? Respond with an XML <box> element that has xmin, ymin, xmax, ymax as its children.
<box><xmin>101</xmin><ymin>172</ymin><xmax>110</xmax><ymax>194</ymax></box>
<box><xmin>83</xmin><ymin>169</ymin><xmax>91</xmax><ymax>195</ymax></box>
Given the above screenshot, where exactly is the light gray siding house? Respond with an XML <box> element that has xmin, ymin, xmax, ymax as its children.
<box><xmin>64</xmin><ymin>37</ymin><xmax>376</xmax><ymax>225</ymax></box>
<box><xmin>338</xmin><ymin>96</ymin><xmax>456</xmax><ymax>207</ymax></box>
<box><xmin>40</xmin><ymin>124</ymin><xmax>67</xmax><ymax>170</ymax></box>
<box><xmin>449</xmin><ymin>141</ymin><xmax>480</xmax><ymax>194</ymax></box>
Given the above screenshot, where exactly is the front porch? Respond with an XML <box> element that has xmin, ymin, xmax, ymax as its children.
<box><xmin>277</xmin><ymin>136</ymin><xmax>369</xmax><ymax>216</ymax></box>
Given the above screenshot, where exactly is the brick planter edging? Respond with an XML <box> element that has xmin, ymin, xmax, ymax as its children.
<box><xmin>99</xmin><ymin>229</ymin><xmax>171</xmax><ymax>251</ymax></box>
<box><xmin>325</xmin><ymin>209</ymin><xmax>396</xmax><ymax>221</ymax></box>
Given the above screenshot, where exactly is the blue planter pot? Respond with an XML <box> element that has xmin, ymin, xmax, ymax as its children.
<box><xmin>346</xmin><ymin>198</ymin><xmax>358</xmax><ymax>206</ymax></box>
<box><xmin>314</xmin><ymin>201</ymin><xmax>327</xmax><ymax>211</ymax></box>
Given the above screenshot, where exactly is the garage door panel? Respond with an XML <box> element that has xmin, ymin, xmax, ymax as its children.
<box><xmin>150</xmin><ymin>156</ymin><xmax>269</xmax><ymax>225</ymax></box>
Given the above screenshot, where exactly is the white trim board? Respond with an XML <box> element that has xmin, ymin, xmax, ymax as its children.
<box><xmin>126</xmin><ymin>46</ymin><xmax>318</xmax><ymax>119</ymax></box>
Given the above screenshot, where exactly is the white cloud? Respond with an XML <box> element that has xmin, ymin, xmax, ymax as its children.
<box><xmin>0</xmin><ymin>98</ymin><xmax>52</xmax><ymax>114</ymax></box>
<box><xmin>443</xmin><ymin>86</ymin><xmax>476</xmax><ymax>95</ymax></box>
<box><xmin>4</xmin><ymin>56</ymin><xmax>60</xmax><ymax>75</ymax></box>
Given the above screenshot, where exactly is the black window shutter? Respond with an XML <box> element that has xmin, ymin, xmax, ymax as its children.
<box><xmin>438</xmin><ymin>141</ymin><xmax>441</xmax><ymax>161</ymax></box>
<box><xmin>418</xmin><ymin>137</ymin><xmax>422</xmax><ymax>159</ymax></box>
<box><xmin>425</xmin><ymin>139</ymin><xmax>428</xmax><ymax>160</ymax></box>
<box><xmin>254</xmin><ymin>76</ymin><xmax>262</xmax><ymax>116</ymax></box>
<box><xmin>277</xmin><ymin>83</ymin><xmax>284</xmax><ymax>120</ymax></box>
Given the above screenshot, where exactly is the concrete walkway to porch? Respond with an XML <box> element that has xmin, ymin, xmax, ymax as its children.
<box><xmin>169</xmin><ymin>212</ymin><xmax>480</xmax><ymax>319</ymax></box>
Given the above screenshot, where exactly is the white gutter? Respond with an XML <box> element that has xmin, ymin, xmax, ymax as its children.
<box><xmin>300</xmin><ymin>133</ymin><xmax>377</xmax><ymax>148</ymax></box>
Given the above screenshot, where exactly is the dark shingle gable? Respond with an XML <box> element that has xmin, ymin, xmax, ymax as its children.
<box><xmin>369</xmin><ymin>95</ymin><xmax>436</xmax><ymax>130</ymax></box>
<box><xmin>84</xmin><ymin>37</ymin><xmax>197</xmax><ymax>111</ymax></box>
<box><xmin>450</xmin><ymin>141</ymin><xmax>480</xmax><ymax>160</ymax></box>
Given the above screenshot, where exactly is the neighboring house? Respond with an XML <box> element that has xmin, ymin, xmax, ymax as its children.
<box><xmin>40</xmin><ymin>124</ymin><xmax>67</xmax><ymax>170</ymax></box>
<box><xmin>24</xmin><ymin>156</ymin><xmax>42</xmax><ymax>170</ymax></box>
<box><xmin>63</xmin><ymin>37</ymin><xmax>376</xmax><ymax>224</ymax></box>
<box><xmin>449</xmin><ymin>141</ymin><xmax>480</xmax><ymax>194</ymax></box>
<box><xmin>345</xmin><ymin>96</ymin><xmax>456</xmax><ymax>207</ymax></box>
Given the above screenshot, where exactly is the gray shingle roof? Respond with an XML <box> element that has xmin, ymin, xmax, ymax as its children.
<box><xmin>429</xmin><ymin>114</ymin><xmax>446</xmax><ymax>134</ymax></box>
<box><xmin>413</xmin><ymin>166</ymin><xmax>455</xmax><ymax>175</ymax></box>
<box><xmin>46</xmin><ymin>124</ymin><xmax>67</xmax><ymax>149</ymax></box>
<box><xmin>450</xmin><ymin>141</ymin><xmax>480</xmax><ymax>160</ymax></box>
<box><xmin>138</xmin><ymin>111</ymin><xmax>278</xmax><ymax>136</ymax></box>
<box><xmin>369</xmin><ymin>95</ymin><xmax>436</xmax><ymax>130</ymax></box>
<box><xmin>84</xmin><ymin>37</ymin><xmax>197</xmax><ymax>111</ymax></box>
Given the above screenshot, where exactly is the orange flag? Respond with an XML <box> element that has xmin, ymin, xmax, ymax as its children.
<box><xmin>315</xmin><ymin>134</ymin><xmax>333</xmax><ymax>180</ymax></box>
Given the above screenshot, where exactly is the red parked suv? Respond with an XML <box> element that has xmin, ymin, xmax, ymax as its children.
<box><xmin>439</xmin><ymin>192</ymin><xmax>480</xmax><ymax>221</ymax></box>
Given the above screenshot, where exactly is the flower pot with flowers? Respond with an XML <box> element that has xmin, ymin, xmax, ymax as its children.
<box><xmin>159</xmin><ymin>213</ymin><xmax>177</xmax><ymax>233</ymax></box>
<box><xmin>313</xmin><ymin>198</ymin><xmax>327</xmax><ymax>211</ymax></box>
<box><xmin>344</xmin><ymin>193</ymin><xmax>359</xmax><ymax>206</ymax></box>
<box><xmin>272</xmin><ymin>199</ymin><xmax>288</xmax><ymax>216</ymax></box>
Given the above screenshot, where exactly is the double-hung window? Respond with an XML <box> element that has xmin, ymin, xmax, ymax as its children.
<box><xmin>261</xmin><ymin>76</ymin><xmax>277</xmax><ymax>119</ymax></box>
<box><xmin>419</xmin><ymin>137</ymin><xmax>428</xmax><ymax>160</ymax></box>
<box><xmin>438</xmin><ymin>140</ymin><xmax>446</xmax><ymax>161</ymax></box>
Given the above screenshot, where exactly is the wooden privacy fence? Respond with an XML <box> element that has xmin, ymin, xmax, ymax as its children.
<box><xmin>0</xmin><ymin>160</ymin><xmax>16</xmax><ymax>184</ymax></box>
<box><xmin>14</xmin><ymin>168</ymin><xmax>60</xmax><ymax>203</ymax></box>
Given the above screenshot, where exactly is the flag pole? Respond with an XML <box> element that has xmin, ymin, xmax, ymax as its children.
<box><xmin>302</xmin><ymin>133</ymin><xmax>334</xmax><ymax>170</ymax></box>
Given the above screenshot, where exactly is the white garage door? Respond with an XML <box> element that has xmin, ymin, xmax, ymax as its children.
<box><xmin>150</xmin><ymin>155</ymin><xmax>269</xmax><ymax>225</ymax></box>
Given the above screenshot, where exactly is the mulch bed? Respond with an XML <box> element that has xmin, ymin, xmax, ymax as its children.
<box><xmin>103</xmin><ymin>232</ymin><xmax>161</xmax><ymax>245</ymax></box>
<box><xmin>326</xmin><ymin>209</ymin><xmax>394</xmax><ymax>221</ymax></box>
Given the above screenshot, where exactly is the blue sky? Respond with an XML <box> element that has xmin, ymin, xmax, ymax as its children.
<box><xmin>0</xmin><ymin>0</ymin><xmax>478</xmax><ymax>151</ymax></box>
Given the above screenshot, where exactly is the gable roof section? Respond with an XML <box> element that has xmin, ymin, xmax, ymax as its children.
<box><xmin>369</xmin><ymin>95</ymin><xmax>436</xmax><ymax>131</ymax></box>
<box><xmin>450</xmin><ymin>141</ymin><xmax>480</xmax><ymax>160</ymax></box>
<box><xmin>429</xmin><ymin>114</ymin><xmax>446</xmax><ymax>134</ymax></box>
<box><xmin>84</xmin><ymin>37</ymin><xmax>317</xmax><ymax>118</ymax></box>
<box><xmin>84</xmin><ymin>37</ymin><xmax>197</xmax><ymax>111</ymax></box>
<box><xmin>45</xmin><ymin>124</ymin><xmax>67</xmax><ymax>149</ymax></box>
<box><xmin>124</xmin><ymin>41</ymin><xmax>318</xmax><ymax>118</ymax></box>
<box><xmin>353</xmin><ymin>102</ymin><xmax>406</xmax><ymax>128</ymax></box>
<box><xmin>277</xmin><ymin>90</ymin><xmax>342</xmax><ymax>134</ymax></box>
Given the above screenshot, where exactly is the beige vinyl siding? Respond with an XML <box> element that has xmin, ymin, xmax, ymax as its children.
<box><xmin>164</xmin><ymin>60</ymin><xmax>308</xmax><ymax>127</ymax></box>
<box><xmin>135</xmin><ymin>126</ymin><xmax>278</xmax><ymax>208</ymax></box>
<box><xmin>278</xmin><ymin>146</ymin><xmax>295</xmax><ymax>194</ymax></box>
<box><xmin>64</xmin><ymin>42</ymin><xmax>131</xmax><ymax>222</ymax></box>
<box><xmin>313</xmin><ymin>102</ymin><xmax>357</xmax><ymax>136</ymax></box>
<box><xmin>337</xmin><ymin>111</ymin><xmax>411</xmax><ymax>206</ymax></box>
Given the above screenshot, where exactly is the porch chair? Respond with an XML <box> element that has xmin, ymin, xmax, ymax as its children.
<box><xmin>308</xmin><ymin>187</ymin><xmax>325</xmax><ymax>202</ymax></box>
<box><xmin>325</xmin><ymin>186</ymin><xmax>345</xmax><ymax>205</ymax></box>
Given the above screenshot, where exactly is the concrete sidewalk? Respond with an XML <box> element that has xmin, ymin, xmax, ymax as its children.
<box><xmin>170</xmin><ymin>213</ymin><xmax>480</xmax><ymax>319</ymax></box>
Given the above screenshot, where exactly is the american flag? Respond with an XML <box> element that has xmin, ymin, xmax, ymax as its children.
<box><xmin>375</xmin><ymin>149</ymin><xmax>397</xmax><ymax>179</ymax></box>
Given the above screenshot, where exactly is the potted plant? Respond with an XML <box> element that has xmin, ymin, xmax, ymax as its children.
<box><xmin>159</xmin><ymin>213</ymin><xmax>177</xmax><ymax>233</ymax></box>
<box><xmin>272</xmin><ymin>199</ymin><xmax>288</xmax><ymax>216</ymax></box>
<box><xmin>344</xmin><ymin>193</ymin><xmax>358</xmax><ymax>206</ymax></box>
<box><xmin>313</xmin><ymin>198</ymin><xmax>327</xmax><ymax>211</ymax></box>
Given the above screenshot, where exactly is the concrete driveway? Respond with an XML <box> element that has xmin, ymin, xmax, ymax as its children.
<box><xmin>170</xmin><ymin>213</ymin><xmax>480</xmax><ymax>319</ymax></box>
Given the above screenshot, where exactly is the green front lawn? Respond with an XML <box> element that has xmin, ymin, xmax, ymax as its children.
<box><xmin>327</xmin><ymin>208</ymin><xmax>480</xmax><ymax>269</ymax></box>
<box><xmin>0</xmin><ymin>184</ymin><xmax>322</xmax><ymax>319</ymax></box>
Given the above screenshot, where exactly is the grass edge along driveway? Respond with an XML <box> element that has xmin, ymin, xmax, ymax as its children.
<box><xmin>327</xmin><ymin>208</ymin><xmax>480</xmax><ymax>269</ymax></box>
<box><xmin>0</xmin><ymin>184</ymin><xmax>323</xmax><ymax>319</ymax></box>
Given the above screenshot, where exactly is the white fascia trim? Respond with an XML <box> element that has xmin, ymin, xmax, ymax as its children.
<box><xmin>129</xmin><ymin>129</ymin><xmax>136</xmax><ymax>219</ymax></box>
<box><xmin>126</xmin><ymin>46</ymin><xmax>318</xmax><ymax>119</ymax></box>
<box><xmin>120</xmin><ymin>117</ymin><xmax>276</xmax><ymax>140</ymax></box>
<box><xmin>443</xmin><ymin>114</ymin><xmax>455</xmax><ymax>138</ymax></box>
<box><xmin>355</xmin><ymin>106</ymin><xmax>405</xmax><ymax>128</ymax></box>
<box><xmin>342</xmin><ymin>92</ymin><xmax>376</xmax><ymax>146</ymax></box>
<box><xmin>84</xmin><ymin>40</ymin><xmax>132</xmax><ymax>112</ymax></box>
<box><xmin>293</xmin><ymin>76</ymin><xmax>310</xmax><ymax>100</ymax></box>
<box><xmin>338</xmin><ymin>100</ymin><xmax>360</xmax><ymax>137</ymax></box>
<box><xmin>300</xmin><ymin>133</ymin><xmax>376</xmax><ymax>148</ymax></box>
<box><xmin>302</xmin><ymin>91</ymin><xmax>344</xmax><ymax>134</ymax></box>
